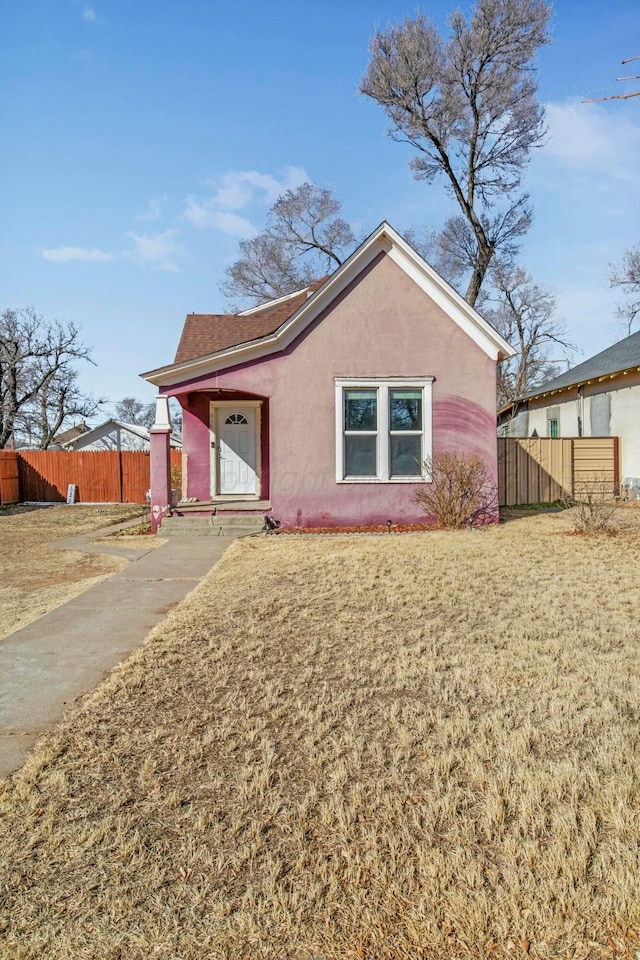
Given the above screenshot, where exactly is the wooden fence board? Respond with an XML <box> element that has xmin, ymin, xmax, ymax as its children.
<box><xmin>0</xmin><ymin>450</ymin><xmax>20</xmax><ymax>505</ymax></box>
<box><xmin>498</xmin><ymin>437</ymin><xmax>619</xmax><ymax>506</ymax></box>
<box><xmin>12</xmin><ymin>449</ymin><xmax>181</xmax><ymax>504</ymax></box>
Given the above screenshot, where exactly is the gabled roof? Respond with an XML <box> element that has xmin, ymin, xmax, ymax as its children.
<box><xmin>61</xmin><ymin>419</ymin><xmax>182</xmax><ymax>449</ymax></box>
<box><xmin>54</xmin><ymin>420</ymin><xmax>89</xmax><ymax>444</ymax></box>
<box><xmin>174</xmin><ymin>280</ymin><xmax>327</xmax><ymax>363</ymax></box>
<box><xmin>499</xmin><ymin>330</ymin><xmax>640</xmax><ymax>415</ymax></box>
<box><xmin>142</xmin><ymin>221</ymin><xmax>515</xmax><ymax>387</ymax></box>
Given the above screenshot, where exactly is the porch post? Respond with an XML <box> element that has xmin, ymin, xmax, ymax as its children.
<box><xmin>149</xmin><ymin>395</ymin><xmax>172</xmax><ymax>532</ymax></box>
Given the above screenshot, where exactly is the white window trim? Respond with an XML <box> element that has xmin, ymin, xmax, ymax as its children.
<box><xmin>335</xmin><ymin>378</ymin><xmax>433</xmax><ymax>483</ymax></box>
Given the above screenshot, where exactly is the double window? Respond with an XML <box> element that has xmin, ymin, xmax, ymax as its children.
<box><xmin>336</xmin><ymin>379</ymin><xmax>433</xmax><ymax>482</ymax></box>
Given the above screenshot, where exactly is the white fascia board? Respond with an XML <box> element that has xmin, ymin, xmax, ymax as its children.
<box><xmin>382</xmin><ymin>227</ymin><xmax>515</xmax><ymax>361</ymax></box>
<box><xmin>141</xmin><ymin>220</ymin><xmax>514</xmax><ymax>388</ymax></box>
<box><xmin>113</xmin><ymin>421</ymin><xmax>151</xmax><ymax>440</ymax></box>
<box><xmin>141</xmin><ymin>235</ymin><xmax>387</xmax><ymax>387</ymax></box>
<box><xmin>237</xmin><ymin>286</ymin><xmax>312</xmax><ymax>316</ymax></box>
<box><xmin>521</xmin><ymin>364</ymin><xmax>640</xmax><ymax>405</ymax></box>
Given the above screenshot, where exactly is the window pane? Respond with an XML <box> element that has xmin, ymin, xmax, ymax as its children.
<box><xmin>345</xmin><ymin>435</ymin><xmax>377</xmax><ymax>477</ymax></box>
<box><xmin>345</xmin><ymin>390</ymin><xmax>377</xmax><ymax>431</ymax></box>
<box><xmin>390</xmin><ymin>390</ymin><xmax>422</xmax><ymax>430</ymax></box>
<box><xmin>390</xmin><ymin>435</ymin><xmax>422</xmax><ymax>477</ymax></box>
<box><xmin>549</xmin><ymin>419</ymin><xmax>558</xmax><ymax>438</ymax></box>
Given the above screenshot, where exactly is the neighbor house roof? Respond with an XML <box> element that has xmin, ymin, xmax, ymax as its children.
<box><xmin>61</xmin><ymin>419</ymin><xmax>182</xmax><ymax>449</ymax></box>
<box><xmin>499</xmin><ymin>330</ymin><xmax>640</xmax><ymax>415</ymax></box>
<box><xmin>174</xmin><ymin>279</ymin><xmax>328</xmax><ymax>363</ymax></box>
<box><xmin>142</xmin><ymin>221</ymin><xmax>515</xmax><ymax>388</ymax></box>
<box><xmin>54</xmin><ymin>420</ymin><xmax>89</xmax><ymax>445</ymax></box>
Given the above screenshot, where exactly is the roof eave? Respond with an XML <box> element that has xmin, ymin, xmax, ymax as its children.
<box><xmin>141</xmin><ymin>220</ymin><xmax>515</xmax><ymax>388</ymax></box>
<box><xmin>517</xmin><ymin>362</ymin><xmax>640</xmax><ymax>405</ymax></box>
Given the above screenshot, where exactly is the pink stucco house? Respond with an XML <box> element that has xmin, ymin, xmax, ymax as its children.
<box><xmin>142</xmin><ymin>222</ymin><xmax>514</xmax><ymax>530</ymax></box>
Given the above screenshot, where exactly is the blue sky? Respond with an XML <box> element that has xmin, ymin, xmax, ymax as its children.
<box><xmin>1</xmin><ymin>0</ymin><xmax>639</xmax><ymax>418</ymax></box>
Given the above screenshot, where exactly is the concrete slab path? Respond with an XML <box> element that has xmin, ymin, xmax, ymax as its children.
<box><xmin>0</xmin><ymin>522</ymin><xmax>240</xmax><ymax>779</ymax></box>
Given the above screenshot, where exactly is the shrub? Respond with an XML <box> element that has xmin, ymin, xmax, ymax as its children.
<box><xmin>414</xmin><ymin>452</ymin><xmax>498</xmax><ymax>528</ymax></box>
<box><xmin>562</xmin><ymin>476</ymin><xmax>618</xmax><ymax>535</ymax></box>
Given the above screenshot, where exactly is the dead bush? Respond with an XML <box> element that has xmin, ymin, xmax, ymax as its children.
<box><xmin>563</xmin><ymin>476</ymin><xmax>619</xmax><ymax>535</ymax></box>
<box><xmin>414</xmin><ymin>451</ymin><xmax>498</xmax><ymax>528</ymax></box>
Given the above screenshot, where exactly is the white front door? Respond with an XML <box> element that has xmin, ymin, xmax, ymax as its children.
<box><xmin>212</xmin><ymin>404</ymin><xmax>259</xmax><ymax>496</ymax></box>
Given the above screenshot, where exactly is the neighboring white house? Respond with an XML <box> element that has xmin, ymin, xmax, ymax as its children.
<box><xmin>60</xmin><ymin>419</ymin><xmax>182</xmax><ymax>452</ymax></box>
<box><xmin>498</xmin><ymin>330</ymin><xmax>640</xmax><ymax>493</ymax></box>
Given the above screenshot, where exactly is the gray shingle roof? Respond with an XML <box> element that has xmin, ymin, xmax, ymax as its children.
<box><xmin>522</xmin><ymin>330</ymin><xmax>640</xmax><ymax>399</ymax></box>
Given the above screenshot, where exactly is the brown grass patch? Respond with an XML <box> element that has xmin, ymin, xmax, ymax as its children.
<box><xmin>92</xmin><ymin>533</ymin><xmax>165</xmax><ymax>550</ymax></box>
<box><xmin>0</xmin><ymin>509</ymin><xmax>639</xmax><ymax>958</ymax></box>
<box><xmin>0</xmin><ymin>504</ymin><xmax>145</xmax><ymax>640</ymax></box>
<box><xmin>102</xmin><ymin>520</ymin><xmax>155</xmax><ymax>538</ymax></box>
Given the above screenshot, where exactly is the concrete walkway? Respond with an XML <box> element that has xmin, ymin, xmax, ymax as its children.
<box><xmin>0</xmin><ymin>521</ymin><xmax>240</xmax><ymax>779</ymax></box>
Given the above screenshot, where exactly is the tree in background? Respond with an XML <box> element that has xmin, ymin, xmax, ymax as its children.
<box><xmin>114</xmin><ymin>396</ymin><xmax>182</xmax><ymax>434</ymax></box>
<box><xmin>221</xmin><ymin>182</ymin><xmax>355</xmax><ymax>307</ymax></box>
<box><xmin>114</xmin><ymin>397</ymin><xmax>156</xmax><ymax>428</ymax></box>
<box><xmin>0</xmin><ymin>307</ymin><xmax>101</xmax><ymax>449</ymax></box>
<box><xmin>480</xmin><ymin>266</ymin><xmax>574</xmax><ymax>407</ymax></box>
<box><xmin>609</xmin><ymin>244</ymin><xmax>640</xmax><ymax>335</ymax></box>
<box><xmin>360</xmin><ymin>0</ymin><xmax>550</xmax><ymax>306</ymax></box>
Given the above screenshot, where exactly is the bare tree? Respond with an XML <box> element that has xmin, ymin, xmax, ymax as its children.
<box><xmin>169</xmin><ymin>400</ymin><xmax>182</xmax><ymax>434</ymax></box>
<box><xmin>31</xmin><ymin>367</ymin><xmax>101</xmax><ymax>449</ymax></box>
<box><xmin>0</xmin><ymin>307</ymin><xmax>101</xmax><ymax>448</ymax></box>
<box><xmin>115</xmin><ymin>397</ymin><xmax>156</xmax><ymax>428</ymax></box>
<box><xmin>360</xmin><ymin>0</ymin><xmax>550</xmax><ymax>306</ymax></box>
<box><xmin>480</xmin><ymin>266</ymin><xmax>574</xmax><ymax>407</ymax></box>
<box><xmin>221</xmin><ymin>182</ymin><xmax>355</xmax><ymax>306</ymax></box>
<box><xmin>609</xmin><ymin>244</ymin><xmax>640</xmax><ymax>335</ymax></box>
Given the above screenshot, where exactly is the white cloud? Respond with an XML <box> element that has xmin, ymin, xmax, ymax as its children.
<box><xmin>544</xmin><ymin>99</ymin><xmax>640</xmax><ymax>184</ymax></box>
<box><xmin>182</xmin><ymin>166</ymin><xmax>310</xmax><ymax>235</ymax></box>
<box><xmin>125</xmin><ymin>229</ymin><xmax>181</xmax><ymax>272</ymax></box>
<box><xmin>41</xmin><ymin>246</ymin><xmax>114</xmax><ymax>263</ymax></box>
<box><xmin>82</xmin><ymin>5</ymin><xmax>97</xmax><ymax>21</ymax></box>
<box><xmin>213</xmin><ymin>167</ymin><xmax>308</xmax><ymax>211</ymax></box>
<box><xmin>182</xmin><ymin>197</ymin><xmax>256</xmax><ymax>237</ymax></box>
<box><xmin>136</xmin><ymin>194</ymin><xmax>168</xmax><ymax>222</ymax></box>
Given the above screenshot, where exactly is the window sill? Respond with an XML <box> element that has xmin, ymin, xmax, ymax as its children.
<box><xmin>338</xmin><ymin>477</ymin><xmax>426</xmax><ymax>484</ymax></box>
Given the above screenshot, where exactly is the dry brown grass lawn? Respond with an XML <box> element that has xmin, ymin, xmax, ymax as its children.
<box><xmin>0</xmin><ymin>508</ymin><xmax>639</xmax><ymax>959</ymax></box>
<box><xmin>0</xmin><ymin>504</ymin><xmax>145</xmax><ymax>640</ymax></box>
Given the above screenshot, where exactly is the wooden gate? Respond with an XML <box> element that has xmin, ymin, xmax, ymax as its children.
<box><xmin>0</xmin><ymin>451</ymin><xmax>20</xmax><ymax>505</ymax></box>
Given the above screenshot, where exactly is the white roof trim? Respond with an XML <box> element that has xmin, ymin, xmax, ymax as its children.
<box><xmin>142</xmin><ymin>221</ymin><xmax>515</xmax><ymax>387</ymax></box>
<box><xmin>237</xmin><ymin>284</ymin><xmax>315</xmax><ymax>316</ymax></box>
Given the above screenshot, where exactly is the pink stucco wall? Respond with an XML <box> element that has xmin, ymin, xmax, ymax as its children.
<box><xmin>166</xmin><ymin>253</ymin><xmax>498</xmax><ymax>527</ymax></box>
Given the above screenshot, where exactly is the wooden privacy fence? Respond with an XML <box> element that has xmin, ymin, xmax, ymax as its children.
<box><xmin>498</xmin><ymin>437</ymin><xmax>619</xmax><ymax>506</ymax></box>
<box><xmin>2</xmin><ymin>442</ymin><xmax>620</xmax><ymax>508</ymax></box>
<box><xmin>0</xmin><ymin>449</ymin><xmax>181</xmax><ymax>505</ymax></box>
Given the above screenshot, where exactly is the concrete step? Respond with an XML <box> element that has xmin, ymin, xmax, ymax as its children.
<box><xmin>160</xmin><ymin>514</ymin><xmax>264</xmax><ymax>537</ymax></box>
<box><xmin>175</xmin><ymin>499</ymin><xmax>272</xmax><ymax>513</ymax></box>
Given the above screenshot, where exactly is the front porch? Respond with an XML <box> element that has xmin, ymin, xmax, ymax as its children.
<box><xmin>149</xmin><ymin>390</ymin><xmax>270</xmax><ymax>531</ymax></box>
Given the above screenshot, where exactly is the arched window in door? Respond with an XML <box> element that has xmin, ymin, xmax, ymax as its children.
<box><xmin>225</xmin><ymin>413</ymin><xmax>248</xmax><ymax>425</ymax></box>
